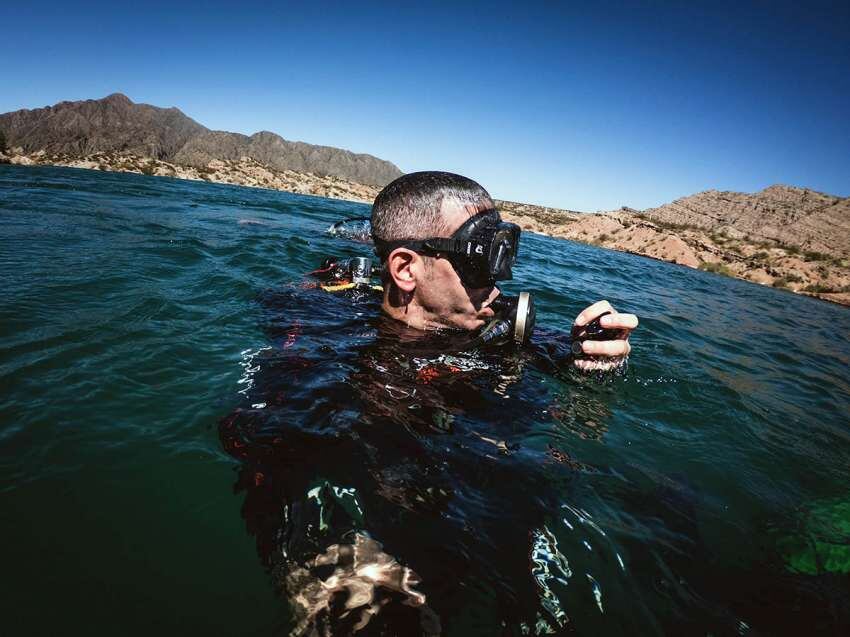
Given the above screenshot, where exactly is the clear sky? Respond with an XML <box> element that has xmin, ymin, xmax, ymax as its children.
<box><xmin>1</xmin><ymin>1</ymin><xmax>848</xmax><ymax>210</ymax></box>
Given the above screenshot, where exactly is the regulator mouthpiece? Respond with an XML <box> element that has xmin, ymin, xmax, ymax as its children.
<box><xmin>488</xmin><ymin>291</ymin><xmax>536</xmax><ymax>345</ymax></box>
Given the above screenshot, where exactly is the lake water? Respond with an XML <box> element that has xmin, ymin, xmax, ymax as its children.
<box><xmin>1</xmin><ymin>165</ymin><xmax>849</xmax><ymax>635</ymax></box>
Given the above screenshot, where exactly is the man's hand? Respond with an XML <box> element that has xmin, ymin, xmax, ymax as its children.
<box><xmin>571</xmin><ymin>300</ymin><xmax>639</xmax><ymax>372</ymax></box>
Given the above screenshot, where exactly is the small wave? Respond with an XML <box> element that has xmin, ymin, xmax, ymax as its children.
<box><xmin>327</xmin><ymin>217</ymin><xmax>373</xmax><ymax>242</ymax></box>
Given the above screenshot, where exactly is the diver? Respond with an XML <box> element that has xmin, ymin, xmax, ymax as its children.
<box><xmin>221</xmin><ymin>172</ymin><xmax>643</xmax><ymax>636</ymax></box>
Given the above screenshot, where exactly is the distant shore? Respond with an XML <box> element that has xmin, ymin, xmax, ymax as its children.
<box><xmin>500</xmin><ymin>203</ymin><xmax>850</xmax><ymax>307</ymax></box>
<box><xmin>2</xmin><ymin>149</ymin><xmax>381</xmax><ymax>203</ymax></box>
<box><xmin>3</xmin><ymin>150</ymin><xmax>848</xmax><ymax>307</ymax></box>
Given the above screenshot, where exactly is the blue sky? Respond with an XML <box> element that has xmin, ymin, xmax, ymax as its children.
<box><xmin>1</xmin><ymin>1</ymin><xmax>848</xmax><ymax>210</ymax></box>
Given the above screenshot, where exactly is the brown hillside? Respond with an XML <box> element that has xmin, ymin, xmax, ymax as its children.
<box><xmin>0</xmin><ymin>94</ymin><xmax>402</xmax><ymax>186</ymax></box>
<box><xmin>642</xmin><ymin>185</ymin><xmax>850</xmax><ymax>258</ymax></box>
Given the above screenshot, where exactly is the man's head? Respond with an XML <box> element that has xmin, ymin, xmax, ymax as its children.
<box><xmin>371</xmin><ymin>171</ymin><xmax>506</xmax><ymax>332</ymax></box>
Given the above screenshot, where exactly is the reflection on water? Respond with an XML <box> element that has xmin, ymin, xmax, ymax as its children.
<box><xmin>548</xmin><ymin>387</ymin><xmax>613</xmax><ymax>441</ymax></box>
<box><xmin>530</xmin><ymin>525</ymin><xmax>573</xmax><ymax>630</ymax></box>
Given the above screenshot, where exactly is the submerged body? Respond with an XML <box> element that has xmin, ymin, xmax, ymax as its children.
<box><xmin>220</xmin><ymin>284</ymin><xmax>634</xmax><ymax>634</ymax></box>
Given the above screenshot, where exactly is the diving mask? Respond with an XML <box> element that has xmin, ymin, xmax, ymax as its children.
<box><xmin>373</xmin><ymin>209</ymin><xmax>521</xmax><ymax>288</ymax></box>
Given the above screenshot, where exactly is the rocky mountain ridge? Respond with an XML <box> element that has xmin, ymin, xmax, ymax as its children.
<box><xmin>641</xmin><ymin>185</ymin><xmax>850</xmax><ymax>258</ymax></box>
<box><xmin>505</xmin><ymin>186</ymin><xmax>850</xmax><ymax>306</ymax></box>
<box><xmin>0</xmin><ymin>93</ymin><xmax>402</xmax><ymax>186</ymax></box>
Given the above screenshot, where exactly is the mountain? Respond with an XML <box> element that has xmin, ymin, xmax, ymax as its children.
<box><xmin>640</xmin><ymin>185</ymin><xmax>850</xmax><ymax>257</ymax></box>
<box><xmin>0</xmin><ymin>94</ymin><xmax>402</xmax><ymax>186</ymax></box>
<box><xmin>500</xmin><ymin>185</ymin><xmax>850</xmax><ymax>306</ymax></box>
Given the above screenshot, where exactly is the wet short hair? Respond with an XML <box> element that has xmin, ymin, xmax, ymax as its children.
<box><xmin>371</xmin><ymin>172</ymin><xmax>494</xmax><ymax>247</ymax></box>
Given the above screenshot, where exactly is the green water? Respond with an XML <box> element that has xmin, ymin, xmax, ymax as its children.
<box><xmin>1</xmin><ymin>165</ymin><xmax>849</xmax><ymax>635</ymax></box>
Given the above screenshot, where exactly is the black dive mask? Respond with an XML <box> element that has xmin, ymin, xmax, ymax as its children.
<box><xmin>373</xmin><ymin>209</ymin><xmax>521</xmax><ymax>288</ymax></box>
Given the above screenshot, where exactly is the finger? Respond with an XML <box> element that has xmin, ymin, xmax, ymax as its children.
<box><xmin>600</xmin><ymin>312</ymin><xmax>639</xmax><ymax>330</ymax></box>
<box><xmin>574</xmin><ymin>300</ymin><xmax>613</xmax><ymax>326</ymax></box>
<box><xmin>582</xmin><ymin>339</ymin><xmax>631</xmax><ymax>357</ymax></box>
<box><xmin>573</xmin><ymin>357</ymin><xmax>625</xmax><ymax>372</ymax></box>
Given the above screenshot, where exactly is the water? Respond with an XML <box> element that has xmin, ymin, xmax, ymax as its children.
<box><xmin>1</xmin><ymin>165</ymin><xmax>849</xmax><ymax>635</ymax></box>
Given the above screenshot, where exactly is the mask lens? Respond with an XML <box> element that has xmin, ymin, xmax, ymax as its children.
<box><xmin>489</xmin><ymin>225</ymin><xmax>519</xmax><ymax>279</ymax></box>
<box><xmin>439</xmin><ymin>210</ymin><xmax>522</xmax><ymax>288</ymax></box>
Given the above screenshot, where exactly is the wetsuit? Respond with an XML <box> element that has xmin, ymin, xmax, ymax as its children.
<box><xmin>220</xmin><ymin>284</ymin><xmax>617</xmax><ymax>635</ymax></box>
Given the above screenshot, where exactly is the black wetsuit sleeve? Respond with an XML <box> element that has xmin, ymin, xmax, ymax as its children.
<box><xmin>522</xmin><ymin>326</ymin><xmax>577</xmax><ymax>377</ymax></box>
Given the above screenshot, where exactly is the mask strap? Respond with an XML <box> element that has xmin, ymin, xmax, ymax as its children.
<box><xmin>371</xmin><ymin>208</ymin><xmax>500</xmax><ymax>260</ymax></box>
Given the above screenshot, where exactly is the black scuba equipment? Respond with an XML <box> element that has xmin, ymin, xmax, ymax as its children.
<box><xmin>310</xmin><ymin>256</ymin><xmax>383</xmax><ymax>293</ymax></box>
<box><xmin>471</xmin><ymin>291</ymin><xmax>536</xmax><ymax>348</ymax></box>
<box><xmin>569</xmin><ymin>310</ymin><xmax>623</xmax><ymax>358</ymax></box>
<box><xmin>372</xmin><ymin>209</ymin><xmax>521</xmax><ymax>289</ymax></box>
<box><xmin>349</xmin><ymin>257</ymin><xmax>373</xmax><ymax>286</ymax></box>
<box><xmin>311</xmin><ymin>256</ymin><xmax>381</xmax><ymax>283</ymax></box>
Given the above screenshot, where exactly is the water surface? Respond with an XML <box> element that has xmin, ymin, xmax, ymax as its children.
<box><xmin>1</xmin><ymin>165</ymin><xmax>849</xmax><ymax>635</ymax></box>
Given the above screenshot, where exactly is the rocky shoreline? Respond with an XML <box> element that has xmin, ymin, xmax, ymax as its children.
<box><xmin>2</xmin><ymin>150</ymin><xmax>381</xmax><ymax>203</ymax></box>
<box><xmin>3</xmin><ymin>150</ymin><xmax>848</xmax><ymax>307</ymax></box>
<box><xmin>502</xmin><ymin>203</ymin><xmax>850</xmax><ymax>307</ymax></box>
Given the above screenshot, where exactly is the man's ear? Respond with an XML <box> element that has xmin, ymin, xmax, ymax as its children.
<box><xmin>386</xmin><ymin>248</ymin><xmax>418</xmax><ymax>293</ymax></box>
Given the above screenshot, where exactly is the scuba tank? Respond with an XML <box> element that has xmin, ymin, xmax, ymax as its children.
<box><xmin>310</xmin><ymin>256</ymin><xmax>383</xmax><ymax>292</ymax></box>
<box><xmin>348</xmin><ymin>256</ymin><xmax>375</xmax><ymax>286</ymax></box>
<box><xmin>312</xmin><ymin>256</ymin><xmax>381</xmax><ymax>282</ymax></box>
